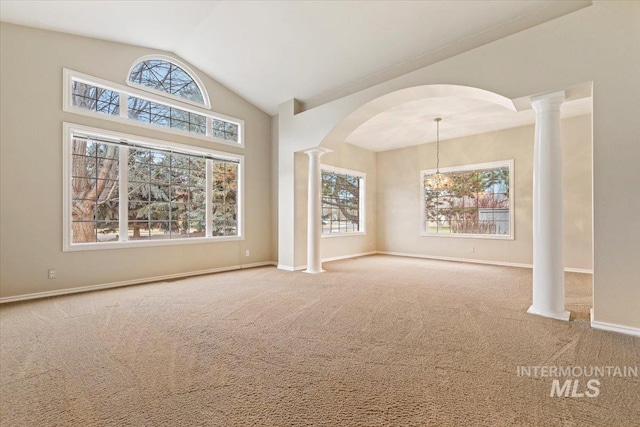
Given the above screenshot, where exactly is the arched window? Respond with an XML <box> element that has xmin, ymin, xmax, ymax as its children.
<box><xmin>128</xmin><ymin>56</ymin><xmax>209</xmax><ymax>106</ymax></box>
<box><xmin>65</xmin><ymin>61</ymin><xmax>244</xmax><ymax>145</ymax></box>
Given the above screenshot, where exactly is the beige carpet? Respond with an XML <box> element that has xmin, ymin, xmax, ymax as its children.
<box><xmin>1</xmin><ymin>255</ymin><xmax>638</xmax><ymax>426</ymax></box>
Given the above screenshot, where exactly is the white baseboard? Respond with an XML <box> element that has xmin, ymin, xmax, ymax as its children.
<box><xmin>277</xmin><ymin>264</ymin><xmax>305</xmax><ymax>272</ymax></box>
<box><xmin>376</xmin><ymin>251</ymin><xmax>593</xmax><ymax>274</ymax></box>
<box><xmin>324</xmin><ymin>251</ymin><xmax>378</xmax><ymax>263</ymax></box>
<box><xmin>278</xmin><ymin>251</ymin><xmax>378</xmax><ymax>272</ymax></box>
<box><xmin>0</xmin><ymin>261</ymin><xmax>277</xmax><ymax>304</ymax></box>
<box><xmin>564</xmin><ymin>267</ymin><xmax>594</xmax><ymax>274</ymax></box>
<box><xmin>590</xmin><ymin>309</ymin><xmax>640</xmax><ymax>337</ymax></box>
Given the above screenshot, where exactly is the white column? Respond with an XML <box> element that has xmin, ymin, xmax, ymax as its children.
<box><xmin>527</xmin><ymin>91</ymin><xmax>569</xmax><ymax>321</ymax></box>
<box><xmin>304</xmin><ymin>147</ymin><xmax>331</xmax><ymax>274</ymax></box>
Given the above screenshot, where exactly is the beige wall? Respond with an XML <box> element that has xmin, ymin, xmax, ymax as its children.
<box><xmin>292</xmin><ymin>143</ymin><xmax>379</xmax><ymax>268</ymax></box>
<box><xmin>0</xmin><ymin>23</ymin><xmax>273</xmax><ymax>299</ymax></box>
<box><xmin>377</xmin><ymin>115</ymin><xmax>592</xmax><ymax>270</ymax></box>
<box><xmin>278</xmin><ymin>2</ymin><xmax>639</xmax><ymax>329</ymax></box>
<box><xmin>321</xmin><ymin>143</ymin><xmax>378</xmax><ymax>261</ymax></box>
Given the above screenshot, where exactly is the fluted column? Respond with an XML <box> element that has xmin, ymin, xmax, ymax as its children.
<box><xmin>304</xmin><ymin>147</ymin><xmax>331</xmax><ymax>274</ymax></box>
<box><xmin>527</xmin><ymin>91</ymin><xmax>569</xmax><ymax>321</ymax></box>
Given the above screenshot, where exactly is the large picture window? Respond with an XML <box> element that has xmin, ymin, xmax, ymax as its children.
<box><xmin>421</xmin><ymin>160</ymin><xmax>513</xmax><ymax>239</ymax></box>
<box><xmin>64</xmin><ymin>123</ymin><xmax>243</xmax><ymax>251</ymax></box>
<box><xmin>321</xmin><ymin>166</ymin><xmax>365</xmax><ymax>236</ymax></box>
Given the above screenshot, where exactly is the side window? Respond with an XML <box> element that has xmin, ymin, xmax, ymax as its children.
<box><xmin>321</xmin><ymin>167</ymin><xmax>365</xmax><ymax>235</ymax></box>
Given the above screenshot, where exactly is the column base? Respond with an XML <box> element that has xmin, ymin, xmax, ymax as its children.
<box><xmin>527</xmin><ymin>305</ymin><xmax>571</xmax><ymax>321</ymax></box>
<box><xmin>303</xmin><ymin>269</ymin><xmax>326</xmax><ymax>274</ymax></box>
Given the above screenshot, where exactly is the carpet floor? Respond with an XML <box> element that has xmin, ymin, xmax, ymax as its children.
<box><xmin>1</xmin><ymin>255</ymin><xmax>638</xmax><ymax>426</ymax></box>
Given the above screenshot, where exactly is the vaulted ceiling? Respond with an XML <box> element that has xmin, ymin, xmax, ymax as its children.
<box><xmin>0</xmin><ymin>1</ymin><xmax>590</xmax><ymax>115</ymax></box>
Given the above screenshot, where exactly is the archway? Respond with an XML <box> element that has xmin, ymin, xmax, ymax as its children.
<box><xmin>283</xmin><ymin>83</ymin><xmax>592</xmax><ymax>322</ymax></box>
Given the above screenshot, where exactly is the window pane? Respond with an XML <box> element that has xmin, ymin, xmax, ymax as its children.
<box><xmin>212</xmin><ymin>119</ymin><xmax>239</xmax><ymax>142</ymax></box>
<box><xmin>171</xmin><ymin>153</ymin><xmax>189</xmax><ymax>169</ymax></box>
<box><xmin>128</xmin><ymin>221</ymin><xmax>150</xmax><ymax>240</ymax></box>
<box><xmin>149</xmin><ymin>221</ymin><xmax>170</xmax><ymax>239</ymax></box>
<box><xmin>171</xmin><ymin>168</ymin><xmax>190</xmax><ymax>186</ymax></box>
<box><xmin>150</xmin><ymin>166</ymin><xmax>170</xmax><ymax>185</ymax></box>
<box><xmin>71</xmin><ymin>138</ymin><xmax>120</xmax><ymax>244</ymax></box>
<box><xmin>72</xmin><ymin>81</ymin><xmax>119</xmax><ymax>116</ymax></box>
<box><xmin>69</xmin><ymin>130</ymin><xmax>242</xmax><ymax>247</ymax></box>
<box><xmin>72</xmin><ymin>222</ymin><xmax>97</xmax><ymax>243</ymax></box>
<box><xmin>129</xmin><ymin>59</ymin><xmax>205</xmax><ymax>104</ymax></box>
<box><xmin>321</xmin><ymin>171</ymin><xmax>362</xmax><ymax>235</ymax></box>
<box><xmin>96</xmin><ymin>221</ymin><xmax>119</xmax><ymax>242</ymax></box>
<box><xmin>423</xmin><ymin>164</ymin><xmax>510</xmax><ymax>236</ymax></box>
<box><xmin>211</xmin><ymin>161</ymin><xmax>239</xmax><ymax>237</ymax></box>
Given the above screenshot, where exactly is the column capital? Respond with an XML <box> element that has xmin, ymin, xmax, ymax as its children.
<box><xmin>304</xmin><ymin>147</ymin><xmax>332</xmax><ymax>157</ymax></box>
<box><xmin>530</xmin><ymin>90</ymin><xmax>565</xmax><ymax>113</ymax></box>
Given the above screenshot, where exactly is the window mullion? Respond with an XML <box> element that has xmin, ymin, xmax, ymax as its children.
<box><xmin>206</xmin><ymin>159</ymin><xmax>213</xmax><ymax>237</ymax></box>
<box><xmin>119</xmin><ymin>147</ymin><xmax>129</xmax><ymax>242</ymax></box>
<box><xmin>119</xmin><ymin>93</ymin><xmax>128</xmax><ymax>118</ymax></box>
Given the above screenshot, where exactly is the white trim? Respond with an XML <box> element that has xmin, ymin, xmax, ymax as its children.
<box><xmin>323</xmin><ymin>251</ymin><xmax>377</xmax><ymax>263</ymax></box>
<box><xmin>63</xmin><ymin>122</ymin><xmax>244</xmax><ymax>252</ymax></box>
<box><xmin>322</xmin><ymin>232</ymin><xmax>366</xmax><ymax>239</ymax></box>
<box><xmin>320</xmin><ymin>164</ymin><xmax>366</xmax><ymax>236</ymax></box>
<box><xmin>564</xmin><ymin>267</ymin><xmax>594</xmax><ymax>274</ymax></box>
<box><xmin>277</xmin><ymin>264</ymin><xmax>305</xmax><ymax>272</ymax></box>
<box><xmin>420</xmin><ymin>159</ymin><xmax>514</xmax><ymax>240</ymax></box>
<box><xmin>526</xmin><ymin>305</ymin><xmax>571</xmax><ymax>321</ymax></box>
<box><xmin>320</xmin><ymin>164</ymin><xmax>365</xmax><ymax>177</ymax></box>
<box><xmin>590</xmin><ymin>310</ymin><xmax>640</xmax><ymax>337</ymax></box>
<box><xmin>278</xmin><ymin>251</ymin><xmax>379</xmax><ymax>272</ymax></box>
<box><xmin>0</xmin><ymin>262</ymin><xmax>276</xmax><ymax>304</ymax></box>
<box><xmin>376</xmin><ymin>251</ymin><xmax>593</xmax><ymax>273</ymax></box>
<box><xmin>279</xmin><ymin>251</ymin><xmax>593</xmax><ymax>273</ymax></box>
<box><xmin>64</xmin><ymin>236</ymin><xmax>245</xmax><ymax>252</ymax></box>
<box><xmin>63</xmin><ymin>69</ymin><xmax>245</xmax><ymax>148</ymax></box>
<box><xmin>65</xmin><ymin>122</ymin><xmax>242</xmax><ymax>161</ymax></box>
<box><xmin>126</xmin><ymin>54</ymin><xmax>211</xmax><ymax>109</ymax></box>
<box><xmin>118</xmin><ymin>146</ymin><xmax>129</xmax><ymax>241</ymax></box>
<box><xmin>205</xmin><ymin>159</ymin><xmax>213</xmax><ymax>238</ymax></box>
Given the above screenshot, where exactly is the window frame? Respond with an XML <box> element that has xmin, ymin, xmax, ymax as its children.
<box><xmin>320</xmin><ymin>165</ymin><xmax>366</xmax><ymax>238</ymax></box>
<box><xmin>419</xmin><ymin>159</ymin><xmax>514</xmax><ymax>240</ymax></box>
<box><xmin>62</xmin><ymin>122</ymin><xmax>244</xmax><ymax>252</ymax></box>
<box><xmin>63</xmin><ymin>69</ymin><xmax>244</xmax><ymax>148</ymax></box>
<box><xmin>126</xmin><ymin>54</ymin><xmax>211</xmax><ymax>109</ymax></box>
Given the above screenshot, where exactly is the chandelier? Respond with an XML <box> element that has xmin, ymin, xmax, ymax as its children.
<box><xmin>426</xmin><ymin>117</ymin><xmax>450</xmax><ymax>190</ymax></box>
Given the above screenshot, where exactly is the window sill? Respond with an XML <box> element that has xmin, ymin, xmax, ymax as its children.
<box><xmin>63</xmin><ymin>235</ymin><xmax>243</xmax><ymax>252</ymax></box>
<box><xmin>420</xmin><ymin>232</ymin><xmax>514</xmax><ymax>241</ymax></box>
<box><xmin>322</xmin><ymin>232</ymin><xmax>366</xmax><ymax>239</ymax></box>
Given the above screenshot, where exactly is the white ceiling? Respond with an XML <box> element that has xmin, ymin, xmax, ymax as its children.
<box><xmin>0</xmin><ymin>1</ymin><xmax>590</xmax><ymax>115</ymax></box>
<box><xmin>345</xmin><ymin>97</ymin><xmax>591</xmax><ymax>152</ymax></box>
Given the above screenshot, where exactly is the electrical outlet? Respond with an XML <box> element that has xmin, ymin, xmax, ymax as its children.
<box><xmin>48</xmin><ymin>269</ymin><xmax>57</xmax><ymax>279</ymax></box>
<box><xmin>245</xmin><ymin>250</ymin><xmax>250</xmax><ymax>257</ymax></box>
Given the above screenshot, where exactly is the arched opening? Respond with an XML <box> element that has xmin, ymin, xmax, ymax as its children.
<box><xmin>294</xmin><ymin>83</ymin><xmax>593</xmax><ymax>321</ymax></box>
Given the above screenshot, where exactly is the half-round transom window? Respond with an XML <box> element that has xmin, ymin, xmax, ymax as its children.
<box><xmin>129</xmin><ymin>59</ymin><xmax>205</xmax><ymax>105</ymax></box>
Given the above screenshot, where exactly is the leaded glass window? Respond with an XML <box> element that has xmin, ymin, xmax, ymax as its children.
<box><xmin>129</xmin><ymin>59</ymin><xmax>204</xmax><ymax>104</ymax></box>
<box><xmin>128</xmin><ymin>97</ymin><xmax>206</xmax><ymax>134</ymax></box>
<box><xmin>212</xmin><ymin>119</ymin><xmax>239</xmax><ymax>143</ymax></box>
<box><xmin>66</xmin><ymin>69</ymin><xmax>244</xmax><ymax>146</ymax></box>
<box><xmin>72</xmin><ymin>81</ymin><xmax>119</xmax><ymax>116</ymax></box>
